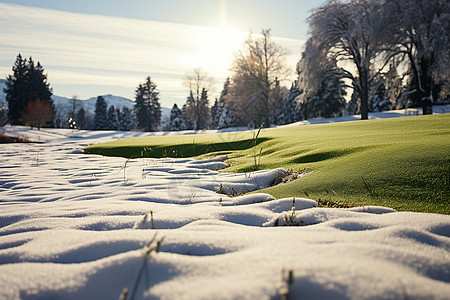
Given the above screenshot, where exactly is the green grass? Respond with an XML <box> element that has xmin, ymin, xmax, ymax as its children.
<box><xmin>84</xmin><ymin>114</ymin><xmax>450</xmax><ymax>214</ymax></box>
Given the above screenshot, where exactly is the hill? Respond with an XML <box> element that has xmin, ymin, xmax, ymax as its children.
<box><xmin>85</xmin><ymin>113</ymin><xmax>450</xmax><ymax>214</ymax></box>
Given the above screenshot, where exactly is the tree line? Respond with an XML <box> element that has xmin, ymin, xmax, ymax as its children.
<box><xmin>2</xmin><ymin>0</ymin><xmax>448</xmax><ymax>131</ymax></box>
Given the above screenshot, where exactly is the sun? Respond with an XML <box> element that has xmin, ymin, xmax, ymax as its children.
<box><xmin>192</xmin><ymin>4</ymin><xmax>246</xmax><ymax>79</ymax></box>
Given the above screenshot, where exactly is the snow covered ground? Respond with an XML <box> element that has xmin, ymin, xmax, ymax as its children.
<box><xmin>1</xmin><ymin>112</ymin><xmax>449</xmax><ymax>299</ymax></box>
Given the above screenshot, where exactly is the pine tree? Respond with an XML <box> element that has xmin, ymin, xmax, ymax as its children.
<box><xmin>169</xmin><ymin>103</ymin><xmax>186</xmax><ymax>131</ymax></box>
<box><xmin>119</xmin><ymin>106</ymin><xmax>134</xmax><ymax>131</ymax></box>
<box><xmin>369</xmin><ymin>83</ymin><xmax>392</xmax><ymax>112</ymax></box>
<box><xmin>299</xmin><ymin>75</ymin><xmax>346</xmax><ymax>119</ymax></box>
<box><xmin>197</xmin><ymin>88</ymin><xmax>210</xmax><ymax>129</ymax></box>
<box><xmin>182</xmin><ymin>91</ymin><xmax>195</xmax><ymax>130</ymax></box>
<box><xmin>269</xmin><ymin>79</ymin><xmax>288</xmax><ymax>125</ymax></box>
<box><xmin>4</xmin><ymin>54</ymin><xmax>53</xmax><ymax>125</ymax></box>
<box><xmin>218</xmin><ymin>105</ymin><xmax>234</xmax><ymax>129</ymax></box>
<box><xmin>134</xmin><ymin>77</ymin><xmax>161</xmax><ymax>132</ymax></box>
<box><xmin>210</xmin><ymin>78</ymin><xmax>230</xmax><ymax>129</ymax></box>
<box><xmin>209</xmin><ymin>99</ymin><xmax>221</xmax><ymax>129</ymax></box>
<box><xmin>107</xmin><ymin>105</ymin><xmax>120</xmax><ymax>130</ymax></box>
<box><xmin>347</xmin><ymin>90</ymin><xmax>360</xmax><ymax>115</ymax></box>
<box><xmin>284</xmin><ymin>81</ymin><xmax>302</xmax><ymax>124</ymax></box>
<box><xmin>94</xmin><ymin>96</ymin><xmax>109</xmax><ymax>130</ymax></box>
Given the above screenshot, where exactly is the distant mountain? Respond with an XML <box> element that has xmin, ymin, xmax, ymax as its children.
<box><xmin>52</xmin><ymin>94</ymin><xmax>135</xmax><ymax>118</ymax></box>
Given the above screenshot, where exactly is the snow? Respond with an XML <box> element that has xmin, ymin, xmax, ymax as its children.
<box><xmin>0</xmin><ymin>122</ymin><xmax>449</xmax><ymax>299</ymax></box>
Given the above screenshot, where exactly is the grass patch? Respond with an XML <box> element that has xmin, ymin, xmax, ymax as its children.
<box><xmin>85</xmin><ymin>133</ymin><xmax>270</xmax><ymax>158</ymax></box>
<box><xmin>84</xmin><ymin>114</ymin><xmax>450</xmax><ymax>214</ymax></box>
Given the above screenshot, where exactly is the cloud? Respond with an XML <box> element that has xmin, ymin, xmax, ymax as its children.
<box><xmin>0</xmin><ymin>3</ymin><xmax>304</xmax><ymax>106</ymax></box>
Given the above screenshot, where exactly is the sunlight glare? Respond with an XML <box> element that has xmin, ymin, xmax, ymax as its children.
<box><xmin>194</xmin><ymin>24</ymin><xmax>246</xmax><ymax>80</ymax></box>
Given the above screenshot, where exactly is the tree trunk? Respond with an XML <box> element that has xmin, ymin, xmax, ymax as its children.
<box><xmin>422</xmin><ymin>96</ymin><xmax>433</xmax><ymax>115</ymax></box>
<box><xmin>359</xmin><ymin>72</ymin><xmax>369</xmax><ymax>120</ymax></box>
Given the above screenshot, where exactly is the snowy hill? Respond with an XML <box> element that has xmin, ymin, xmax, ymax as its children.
<box><xmin>52</xmin><ymin>94</ymin><xmax>135</xmax><ymax>119</ymax></box>
<box><xmin>0</xmin><ymin>126</ymin><xmax>449</xmax><ymax>299</ymax></box>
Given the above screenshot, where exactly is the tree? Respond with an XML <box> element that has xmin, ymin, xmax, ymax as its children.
<box><xmin>228</xmin><ymin>29</ymin><xmax>290</xmax><ymax>127</ymax></box>
<box><xmin>134</xmin><ymin>77</ymin><xmax>161</xmax><ymax>132</ymax></box>
<box><xmin>298</xmin><ymin>74</ymin><xmax>347</xmax><ymax>119</ymax></box>
<box><xmin>347</xmin><ymin>89</ymin><xmax>360</xmax><ymax>115</ymax></box>
<box><xmin>209</xmin><ymin>98</ymin><xmax>221</xmax><ymax>129</ymax></box>
<box><xmin>4</xmin><ymin>54</ymin><xmax>53</xmax><ymax>125</ymax></box>
<box><xmin>68</xmin><ymin>96</ymin><xmax>79</xmax><ymax>119</ymax></box>
<box><xmin>297</xmin><ymin>50</ymin><xmax>348</xmax><ymax>120</ymax></box>
<box><xmin>182</xmin><ymin>92</ymin><xmax>195</xmax><ymax>130</ymax></box>
<box><xmin>0</xmin><ymin>106</ymin><xmax>7</xmax><ymax>126</ymax></box>
<box><xmin>210</xmin><ymin>78</ymin><xmax>231</xmax><ymax>129</ymax></box>
<box><xmin>183</xmin><ymin>68</ymin><xmax>213</xmax><ymax>130</ymax></box>
<box><xmin>20</xmin><ymin>98</ymin><xmax>53</xmax><ymax>130</ymax></box>
<box><xmin>303</xmin><ymin>0</ymin><xmax>394</xmax><ymax>120</ymax></box>
<box><xmin>169</xmin><ymin>103</ymin><xmax>186</xmax><ymax>131</ymax></box>
<box><xmin>269</xmin><ymin>79</ymin><xmax>288</xmax><ymax>125</ymax></box>
<box><xmin>107</xmin><ymin>105</ymin><xmax>119</xmax><ymax>130</ymax></box>
<box><xmin>283</xmin><ymin>81</ymin><xmax>302</xmax><ymax>124</ymax></box>
<box><xmin>369</xmin><ymin>81</ymin><xmax>392</xmax><ymax>112</ymax></box>
<box><xmin>94</xmin><ymin>96</ymin><xmax>109</xmax><ymax>130</ymax></box>
<box><xmin>76</xmin><ymin>108</ymin><xmax>87</xmax><ymax>130</ymax></box>
<box><xmin>119</xmin><ymin>107</ymin><xmax>134</xmax><ymax>131</ymax></box>
<box><xmin>384</xmin><ymin>63</ymin><xmax>404</xmax><ymax>109</ymax></box>
<box><xmin>384</xmin><ymin>0</ymin><xmax>449</xmax><ymax>114</ymax></box>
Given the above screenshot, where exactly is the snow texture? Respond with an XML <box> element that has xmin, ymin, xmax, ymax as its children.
<box><xmin>0</xmin><ymin>124</ymin><xmax>449</xmax><ymax>300</ymax></box>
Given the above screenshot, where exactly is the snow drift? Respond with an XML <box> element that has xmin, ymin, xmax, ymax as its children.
<box><xmin>0</xmin><ymin>126</ymin><xmax>449</xmax><ymax>299</ymax></box>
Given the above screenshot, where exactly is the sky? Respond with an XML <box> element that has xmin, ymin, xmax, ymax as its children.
<box><xmin>0</xmin><ymin>0</ymin><xmax>326</xmax><ymax>108</ymax></box>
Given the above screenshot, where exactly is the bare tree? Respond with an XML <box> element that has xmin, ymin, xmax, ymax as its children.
<box><xmin>183</xmin><ymin>68</ymin><xmax>214</xmax><ymax>130</ymax></box>
<box><xmin>385</xmin><ymin>0</ymin><xmax>449</xmax><ymax>114</ymax></box>
<box><xmin>303</xmin><ymin>0</ymin><xmax>394</xmax><ymax>120</ymax></box>
<box><xmin>21</xmin><ymin>98</ymin><xmax>53</xmax><ymax>130</ymax></box>
<box><xmin>70</xmin><ymin>96</ymin><xmax>79</xmax><ymax>120</ymax></box>
<box><xmin>229</xmin><ymin>29</ymin><xmax>290</xmax><ymax>127</ymax></box>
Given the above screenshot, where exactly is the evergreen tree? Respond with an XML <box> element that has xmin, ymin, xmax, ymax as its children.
<box><xmin>269</xmin><ymin>79</ymin><xmax>289</xmax><ymax>125</ymax></box>
<box><xmin>107</xmin><ymin>105</ymin><xmax>120</xmax><ymax>130</ymax></box>
<box><xmin>169</xmin><ymin>103</ymin><xmax>186</xmax><ymax>131</ymax></box>
<box><xmin>284</xmin><ymin>81</ymin><xmax>302</xmax><ymax>124</ymax></box>
<box><xmin>182</xmin><ymin>91</ymin><xmax>195</xmax><ymax>130</ymax></box>
<box><xmin>119</xmin><ymin>106</ymin><xmax>134</xmax><ymax>131</ymax></box>
<box><xmin>384</xmin><ymin>63</ymin><xmax>403</xmax><ymax>109</ymax></box>
<box><xmin>299</xmin><ymin>75</ymin><xmax>347</xmax><ymax>119</ymax></box>
<box><xmin>218</xmin><ymin>105</ymin><xmax>234</xmax><ymax>129</ymax></box>
<box><xmin>347</xmin><ymin>89</ymin><xmax>360</xmax><ymax>115</ymax></box>
<box><xmin>369</xmin><ymin>83</ymin><xmax>392</xmax><ymax>112</ymax></box>
<box><xmin>134</xmin><ymin>77</ymin><xmax>161</xmax><ymax>132</ymax></box>
<box><xmin>210</xmin><ymin>78</ymin><xmax>230</xmax><ymax>129</ymax></box>
<box><xmin>0</xmin><ymin>106</ymin><xmax>7</xmax><ymax>126</ymax></box>
<box><xmin>4</xmin><ymin>54</ymin><xmax>53</xmax><ymax>125</ymax></box>
<box><xmin>198</xmin><ymin>88</ymin><xmax>210</xmax><ymax>129</ymax></box>
<box><xmin>209</xmin><ymin>99</ymin><xmax>221</xmax><ymax>129</ymax></box>
<box><xmin>94</xmin><ymin>96</ymin><xmax>108</xmax><ymax>130</ymax></box>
